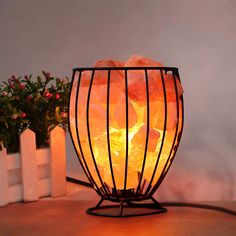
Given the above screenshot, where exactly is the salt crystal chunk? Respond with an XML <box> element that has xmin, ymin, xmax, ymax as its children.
<box><xmin>125</xmin><ymin>55</ymin><xmax>163</xmax><ymax>67</ymax></box>
<box><xmin>125</xmin><ymin>55</ymin><xmax>163</xmax><ymax>85</ymax></box>
<box><xmin>78</xmin><ymin>60</ymin><xmax>125</xmax><ymax>87</ymax></box>
<box><xmin>128</xmin><ymin>73</ymin><xmax>159</xmax><ymax>106</ymax></box>
<box><xmin>93</xmin><ymin>59</ymin><xmax>125</xmax><ymax>85</ymax></box>
<box><xmin>155</xmin><ymin>74</ymin><xmax>183</xmax><ymax>102</ymax></box>
<box><xmin>151</xmin><ymin>101</ymin><xmax>178</xmax><ymax>131</ymax></box>
<box><xmin>80</xmin><ymin>71</ymin><xmax>92</xmax><ymax>87</ymax></box>
<box><xmin>77</xmin><ymin>103</ymin><xmax>106</xmax><ymax>138</ymax></box>
<box><xmin>131</xmin><ymin>125</ymin><xmax>160</xmax><ymax>152</ymax></box>
<box><xmin>92</xmin><ymin>82</ymin><xmax>125</xmax><ymax>105</ymax></box>
<box><xmin>94</xmin><ymin>59</ymin><xmax>124</xmax><ymax>68</ymax></box>
<box><xmin>113</xmin><ymin>93</ymin><xmax>138</xmax><ymax>128</ymax></box>
<box><xmin>88</xmin><ymin>104</ymin><xmax>106</xmax><ymax>136</ymax></box>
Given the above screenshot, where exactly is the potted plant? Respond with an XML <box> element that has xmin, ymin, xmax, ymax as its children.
<box><xmin>0</xmin><ymin>72</ymin><xmax>71</xmax><ymax>206</ymax></box>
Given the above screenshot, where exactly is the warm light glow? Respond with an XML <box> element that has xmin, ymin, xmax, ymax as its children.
<box><xmin>69</xmin><ymin>56</ymin><xmax>183</xmax><ymax>194</ymax></box>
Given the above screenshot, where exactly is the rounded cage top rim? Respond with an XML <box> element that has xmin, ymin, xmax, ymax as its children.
<box><xmin>73</xmin><ymin>67</ymin><xmax>179</xmax><ymax>72</ymax></box>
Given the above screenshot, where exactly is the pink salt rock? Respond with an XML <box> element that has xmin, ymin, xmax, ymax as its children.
<box><xmin>94</xmin><ymin>59</ymin><xmax>124</xmax><ymax>68</ymax></box>
<box><xmin>124</xmin><ymin>56</ymin><xmax>183</xmax><ymax>104</ymax></box>
<box><xmin>125</xmin><ymin>55</ymin><xmax>163</xmax><ymax>67</ymax></box>
<box><xmin>78</xmin><ymin>60</ymin><xmax>125</xmax><ymax>87</ymax></box>
<box><xmin>76</xmin><ymin>78</ymin><xmax>124</xmax><ymax>107</ymax></box>
<box><xmin>151</xmin><ymin>101</ymin><xmax>178</xmax><ymax>131</ymax></box>
<box><xmin>128</xmin><ymin>72</ymin><xmax>159</xmax><ymax>106</ymax></box>
<box><xmin>125</xmin><ymin>55</ymin><xmax>163</xmax><ymax>84</ymax></box>
<box><xmin>155</xmin><ymin>74</ymin><xmax>183</xmax><ymax>102</ymax></box>
<box><xmin>92</xmin><ymin>82</ymin><xmax>125</xmax><ymax>105</ymax></box>
<box><xmin>131</xmin><ymin>125</ymin><xmax>160</xmax><ymax>152</ymax></box>
<box><xmin>77</xmin><ymin>103</ymin><xmax>107</xmax><ymax>138</ymax></box>
<box><xmin>87</xmin><ymin>104</ymin><xmax>107</xmax><ymax>136</ymax></box>
<box><xmin>93</xmin><ymin>59</ymin><xmax>125</xmax><ymax>85</ymax></box>
<box><xmin>124</xmin><ymin>56</ymin><xmax>164</xmax><ymax>105</ymax></box>
<box><xmin>79</xmin><ymin>71</ymin><xmax>92</xmax><ymax>87</ymax></box>
<box><xmin>113</xmin><ymin>93</ymin><xmax>138</xmax><ymax>128</ymax></box>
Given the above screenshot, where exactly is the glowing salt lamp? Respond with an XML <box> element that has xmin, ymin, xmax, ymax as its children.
<box><xmin>69</xmin><ymin>56</ymin><xmax>184</xmax><ymax>217</ymax></box>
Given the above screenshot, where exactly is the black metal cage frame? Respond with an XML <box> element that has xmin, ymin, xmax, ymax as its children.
<box><xmin>68</xmin><ymin>67</ymin><xmax>184</xmax><ymax>217</ymax></box>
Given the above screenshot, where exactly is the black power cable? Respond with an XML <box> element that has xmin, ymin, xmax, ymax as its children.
<box><xmin>161</xmin><ymin>202</ymin><xmax>236</xmax><ymax>216</ymax></box>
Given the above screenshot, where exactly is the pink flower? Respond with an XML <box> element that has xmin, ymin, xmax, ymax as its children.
<box><xmin>21</xmin><ymin>112</ymin><xmax>27</xmax><ymax>118</ymax></box>
<box><xmin>55</xmin><ymin>93</ymin><xmax>60</xmax><ymax>100</ymax></box>
<box><xmin>61</xmin><ymin>112</ymin><xmax>67</xmax><ymax>118</ymax></box>
<box><xmin>11</xmin><ymin>114</ymin><xmax>18</xmax><ymax>120</ymax></box>
<box><xmin>14</xmin><ymin>78</ymin><xmax>20</xmax><ymax>84</ymax></box>
<box><xmin>2</xmin><ymin>91</ymin><xmax>8</xmax><ymax>96</ymax></box>
<box><xmin>11</xmin><ymin>75</ymin><xmax>16</xmax><ymax>80</ymax></box>
<box><xmin>24</xmin><ymin>75</ymin><xmax>29</xmax><ymax>80</ymax></box>
<box><xmin>26</xmin><ymin>95</ymin><xmax>33</xmax><ymax>101</ymax></box>
<box><xmin>9</xmin><ymin>83</ymin><xmax>15</xmax><ymax>89</ymax></box>
<box><xmin>19</xmin><ymin>84</ymin><xmax>25</xmax><ymax>90</ymax></box>
<box><xmin>43</xmin><ymin>71</ymin><xmax>51</xmax><ymax>80</ymax></box>
<box><xmin>44</xmin><ymin>91</ymin><xmax>53</xmax><ymax>99</ymax></box>
<box><xmin>15</xmin><ymin>96</ymin><xmax>20</xmax><ymax>100</ymax></box>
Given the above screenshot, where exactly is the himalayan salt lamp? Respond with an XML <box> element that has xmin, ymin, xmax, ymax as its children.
<box><xmin>69</xmin><ymin>56</ymin><xmax>184</xmax><ymax>217</ymax></box>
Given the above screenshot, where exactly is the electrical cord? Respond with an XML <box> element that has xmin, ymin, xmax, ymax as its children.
<box><xmin>161</xmin><ymin>202</ymin><xmax>236</xmax><ymax>216</ymax></box>
<box><xmin>66</xmin><ymin>177</ymin><xmax>236</xmax><ymax>216</ymax></box>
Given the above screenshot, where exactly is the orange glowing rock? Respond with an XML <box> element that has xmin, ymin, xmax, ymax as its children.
<box><xmin>88</xmin><ymin>104</ymin><xmax>107</xmax><ymax>136</ymax></box>
<box><xmin>131</xmin><ymin>125</ymin><xmax>160</xmax><ymax>152</ymax></box>
<box><xmin>93</xmin><ymin>59</ymin><xmax>125</xmax><ymax>85</ymax></box>
<box><xmin>155</xmin><ymin>74</ymin><xmax>183</xmax><ymax>102</ymax></box>
<box><xmin>128</xmin><ymin>73</ymin><xmax>159</xmax><ymax>105</ymax></box>
<box><xmin>125</xmin><ymin>55</ymin><xmax>163</xmax><ymax>85</ymax></box>
<box><xmin>92</xmin><ymin>82</ymin><xmax>124</xmax><ymax>105</ymax></box>
<box><xmin>94</xmin><ymin>59</ymin><xmax>124</xmax><ymax>68</ymax></box>
<box><xmin>80</xmin><ymin>71</ymin><xmax>92</xmax><ymax>87</ymax></box>
<box><xmin>125</xmin><ymin>55</ymin><xmax>163</xmax><ymax>68</ymax></box>
<box><xmin>76</xmin><ymin>102</ymin><xmax>107</xmax><ymax>138</ymax></box>
<box><xmin>150</xmin><ymin>101</ymin><xmax>178</xmax><ymax>131</ymax></box>
<box><xmin>128</xmin><ymin>73</ymin><xmax>183</xmax><ymax>106</ymax></box>
<box><xmin>113</xmin><ymin>93</ymin><xmax>138</xmax><ymax>128</ymax></box>
<box><xmin>79</xmin><ymin>60</ymin><xmax>125</xmax><ymax>87</ymax></box>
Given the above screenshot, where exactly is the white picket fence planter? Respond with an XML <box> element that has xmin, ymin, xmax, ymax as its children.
<box><xmin>0</xmin><ymin>126</ymin><xmax>66</xmax><ymax>207</ymax></box>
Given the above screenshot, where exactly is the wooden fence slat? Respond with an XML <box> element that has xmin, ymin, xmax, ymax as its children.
<box><xmin>36</xmin><ymin>148</ymin><xmax>50</xmax><ymax>165</ymax></box>
<box><xmin>38</xmin><ymin>178</ymin><xmax>51</xmax><ymax>197</ymax></box>
<box><xmin>50</xmin><ymin>126</ymin><xmax>66</xmax><ymax>197</ymax></box>
<box><xmin>0</xmin><ymin>148</ymin><xmax>9</xmax><ymax>207</ymax></box>
<box><xmin>20</xmin><ymin>129</ymin><xmax>39</xmax><ymax>202</ymax></box>
<box><xmin>1</xmin><ymin>127</ymin><xmax>66</xmax><ymax>206</ymax></box>
<box><xmin>8</xmin><ymin>184</ymin><xmax>23</xmax><ymax>203</ymax></box>
<box><xmin>7</xmin><ymin>153</ymin><xmax>20</xmax><ymax>170</ymax></box>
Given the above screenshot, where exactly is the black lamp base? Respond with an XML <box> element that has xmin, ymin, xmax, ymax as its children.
<box><xmin>86</xmin><ymin>197</ymin><xmax>167</xmax><ymax>218</ymax></box>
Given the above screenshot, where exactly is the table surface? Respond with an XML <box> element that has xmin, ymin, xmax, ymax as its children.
<box><xmin>0</xmin><ymin>182</ymin><xmax>235</xmax><ymax>236</ymax></box>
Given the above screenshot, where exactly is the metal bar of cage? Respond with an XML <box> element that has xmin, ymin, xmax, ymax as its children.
<box><xmin>86</xmin><ymin>70</ymin><xmax>109</xmax><ymax>197</ymax></box>
<box><xmin>135</xmin><ymin>69</ymin><xmax>150</xmax><ymax>195</ymax></box>
<box><xmin>73</xmin><ymin>67</ymin><xmax>178</xmax><ymax>71</ymax></box>
<box><xmin>148</xmin><ymin>70</ymin><xmax>181</xmax><ymax>197</ymax></box>
<box><xmin>150</xmin><ymin>70</ymin><xmax>184</xmax><ymax>194</ymax></box>
<box><xmin>123</xmin><ymin>69</ymin><xmax>129</xmax><ymax>194</ymax></box>
<box><xmin>106</xmin><ymin>69</ymin><xmax>117</xmax><ymax>197</ymax></box>
<box><xmin>73</xmin><ymin>70</ymin><xmax>103</xmax><ymax>196</ymax></box>
<box><xmin>144</xmin><ymin>69</ymin><xmax>168</xmax><ymax>196</ymax></box>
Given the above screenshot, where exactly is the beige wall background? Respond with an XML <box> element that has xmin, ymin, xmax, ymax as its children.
<box><xmin>0</xmin><ymin>0</ymin><xmax>235</xmax><ymax>201</ymax></box>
